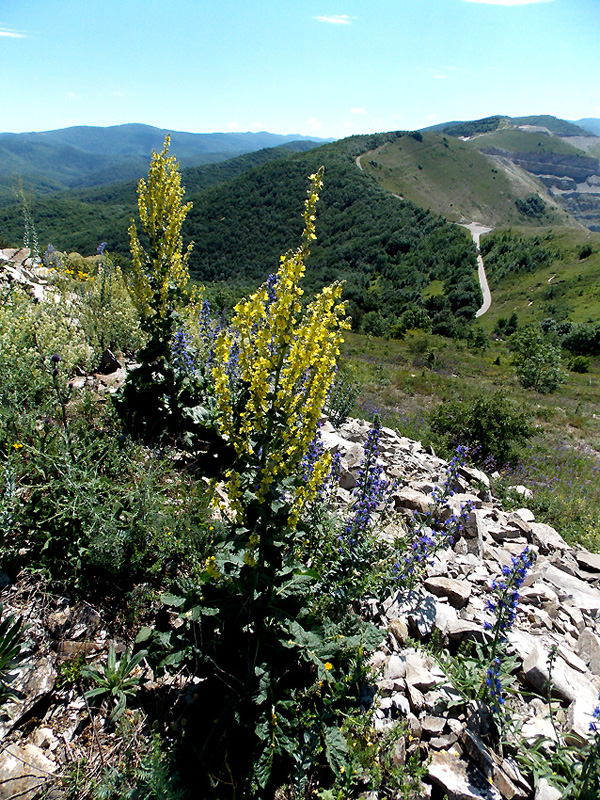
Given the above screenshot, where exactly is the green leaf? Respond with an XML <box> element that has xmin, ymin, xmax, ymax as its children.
<box><xmin>324</xmin><ymin>725</ymin><xmax>348</xmax><ymax>777</ymax></box>
<box><xmin>160</xmin><ymin>593</ymin><xmax>186</xmax><ymax>608</ymax></box>
<box><xmin>135</xmin><ymin>627</ymin><xmax>153</xmax><ymax>643</ymax></box>
<box><xmin>253</xmin><ymin>742</ymin><xmax>273</xmax><ymax>789</ymax></box>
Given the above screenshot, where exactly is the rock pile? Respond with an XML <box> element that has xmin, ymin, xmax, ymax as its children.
<box><xmin>323</xmin><ymin>417</ymin><xmax>600</xmax><ymax>800</ymax></box>
<box><xmin>0</xmin><ymin>248</ymin><xmax>50</xmax><ymax>302</ymax></box>
<box><xmin>1</xmin><ymin>416</ymin><xmax>599</xmax><ymax>799</ymax></box>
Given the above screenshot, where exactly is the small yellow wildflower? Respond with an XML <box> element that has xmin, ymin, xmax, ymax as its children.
<box><xmin>324</xmin><ymin>662</ymin><xmax>333</xmax><ymax>671</ymax></box>
<box><xmin>12</xmin><ymin>443</ymin><xmax>23</xmax><ymax>450</ymax></box>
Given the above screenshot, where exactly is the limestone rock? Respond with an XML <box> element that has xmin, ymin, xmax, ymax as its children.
<box><xmin>522</xmin><ymin>646</ymin><xmax>598</xmax><ymax>707</ymax></box>
<box><xmin>534</xmin><ymin>778</ymin><xmax>562</xmax><ymax>800</ymax></box>
<box><xmin>428</xmin><ymin>750</ymin><xmax>503</xmax><ymax>800</ymax></box>
<box><xmin>537</xmin><ymin>562</ymin><xmax>600</xmax><ymax>610</ymax></box>
<box><xmin>0</xmin><ymin>742</ymin><xmax>57</xmax><ymax>799</ymax></box>
<box><xmin>424</xmin><ymin>576</ymin><xmax>472</xmax><ymax>608</ymax></box>
<box><xmin>576</xmin><ymin>550</ymin><xmax>600</xmax><ymax>573</ymax></box>
<box><xmin>528</xmin><ymin>522</ymin><xmax>570</xmax><ymax>554</ymax></box>
<box><xmin>577</xmin><ymin>629</ymin><xmax>600</xmax><ymax>676</ymax></box>
<box><xmin>393</xmin><ymin>487</ymin><xmax>433</xmax><ymax>515</ymax></box>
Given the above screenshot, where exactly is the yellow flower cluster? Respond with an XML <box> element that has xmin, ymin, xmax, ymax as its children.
<box><xmin>128</xmin><ymin>135</ymin><xmax>193</xmax><ymax>320</ymax></box>
<box><xmin>212</xmin><ymin>169</ymin><xmax>348</xmax><ymax>522</ymax></box>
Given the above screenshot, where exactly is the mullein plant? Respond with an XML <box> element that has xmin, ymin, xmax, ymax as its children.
<box><xmin>115</xmin><ymin>137</ymin><xmax>217</xmax><ymax>448</ymax></box>
<box><xmin>168</xmin><ymin>172</ymin><xmax>387</xmax><ymax>798</ymax></box>
<box><xmin>211</xmin><ymin>166</ymin><xmax>349</xmax><ymax>535</ymax></box>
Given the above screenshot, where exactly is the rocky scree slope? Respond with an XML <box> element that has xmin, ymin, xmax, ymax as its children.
<box><xmin>2</xmin><ymin>406</ymin><xmax>600</xmax><ymax>798</ymax></box>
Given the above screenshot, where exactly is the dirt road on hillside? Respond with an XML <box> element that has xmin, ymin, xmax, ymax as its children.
<box><xmin>353</xmin><ymin>155</ymin><xmax>493</xmax><ymax>317</ymax></box>
<box><xmin>459</xmin><ymin>222</ymin><xmax>493</xmax><ymax>318</ymax></box>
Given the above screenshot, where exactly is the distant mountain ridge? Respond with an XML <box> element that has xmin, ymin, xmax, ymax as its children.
<box><xmin>0</xmin><ymin>123</ymin><xmax>331</xmax><ymax>203</ymax></box>
<box><xmin>2</xmin><ymin>123</ymin><xmax>331</xmax><ymax>158</ymax></box>
<box><xmin>575</xmin><ymin>118</ymin><xmax>600</xmax><ymax>136</ymax></box>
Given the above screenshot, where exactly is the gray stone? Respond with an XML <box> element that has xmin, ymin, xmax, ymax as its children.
<box><xmin>459</xmin><ymin>465</ymin><xmax>490</xmax><ymax>489</ymax></box>
<box><xmin>424</xmin><ymin>683</ymin><xmax>465</xmax><ymax>714</ymax></box>
<box><xmin>565</xmin><ymin>697</ymin><xmax>597</xmax><ymax>744</ymax></box>
<box><xmin>460</xmin><ymin>729</ymin><xmax>529</xmax><ymax>799</ymax></box>
<box><xmin>508</xmin><ymin>485</ymin><xmax>533</xmax><ymax>500</ymax></box>
<box><xmin>577</xmin><ymin>629</ymin><xmax>600</xmax><ymax>676</ymax></box>
<box><xmin>0</xmin><ymin>743</ymin><xmax>57</xmax><ymax>799</ymax></box>
<box><xmin>430</xmin><ymin>733</ymin><xmax>459</xmax><ymax>750</ymax></box>
<box><xmin>406</xmin><ymin>712</ymin><xmax>423</xmax><ymax>739</ymax></box>
<box><xmin>0</xmin><ymin>656</ymin><xmax>57</xmax><ymax>741</ymax></box>
<box><xmin>406</xmin><ymin>683</ymin><xmax>425</xmax><ymax>713</ymax></box>
<box><xmin>393</xmin><ymin>487</ymin><xmax>433</xmax><ymax>515</ymax></box>
<box><xmin>407</xmin><ymin>598</ymin><xmax>438</xmax><ymax>639</ymax></box>
<box><xmin>534</xmin><ymin>777</ymin><xmax>562</xmax><ymax>800</ymax></box>
<box><xmin>528</xmin><ymin>522</ymin><xmax>570</xmax><ymax>554</ymax></box>
<box><xmin>384</xmin><ymin>655</ymin><xmax>406</xmax><ymax>680</ymax></box>
<box><xmin>446</xmin><ymin>618</ymin><xmax>488</xmax><ymax>644</ymax></box>
<box><xmin>514</xmin><ymin>508</ymin><xmax>535</xmax><ymax>523</ymax></box>
<box><xmin>506</xmin><ymin>513</ymin><xmax>531</xmax><ymax>534</ymax></box>
<box><xmin>421</xmin><ymin>715</ymin><xmax>446</xmax><ymax>736</ymax></box>
<box><xmin>576</xmin><ymin>550</ymin><xmax>600</xmax><ymax>573</ymax></box>
<box><xmin>537</xmin><ymin>562</ymin><xmax>600</xmax><ymax>610</ymax></box>
<box><xmin>425</xmin><ymin>576</ymin><xmax>472</xmax><ymax>608</ymax></box>
<box><xmin>428</xmin><ymin>750</ymin><xmax>503</xmax><ymax>800</ymax></box>
<box><xmin>392</xmin><ymin>693</ymin><xmax>411</xmax><ymax>715</ymax></box>
<box><xmin>522</xmin><ymin>646</ymin><xmax>598</xmax><ymax>706</ymax></box>
<box><xmin>388</xmin><ymin>618</ymin><xmax>409</xmax><ymax>646</ymax></box>
<box><xmin>405</xmin><ymin>653</ymin><xmax>439</xmax><ymax>691</ymax></box>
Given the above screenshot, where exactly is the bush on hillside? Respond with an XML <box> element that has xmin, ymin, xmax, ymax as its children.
<box><xmin>510</xmin><ymin>324</ymin><xmax>567</xmax><ymax>394</ymax></box>
<box><xmin>429</xmin><ymin>392</ymin><xmax>534</xmax><ymax>468</ymax></box>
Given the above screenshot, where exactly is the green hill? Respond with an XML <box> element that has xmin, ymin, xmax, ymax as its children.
<box><xmin>424</xmin><ymin>115</ymin><xmax>589</xmax><ymax>139</ymax></box>
<box><xmin>471</xmin><ymin>128</ymin><xmax>587</xmax><ymax>156</ymax></box>
<box><xmin>476</xmin><ymin>226</ymin><xmax>600</xmax><ymax>334</ymax></box>
<box><xmin>0</xmin><ymin>142</ymin><xmax>331</xmax><ymax>255</ymax></box>
<box><xmin>508</xmin><ymin>115</ymin><xmax>589</xmax><ymax>137</ymax></box>
<box><xmin>358</xmin><ymin>131</ymin><xmax>570</xmax><ymax>227</ymax></box>
<box><xmin>0</xmin><ymin>131</ymin><xmax>480</xmax><ymax>337</ymax></box>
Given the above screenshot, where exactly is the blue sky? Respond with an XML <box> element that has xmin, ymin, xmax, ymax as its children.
<box><xmin>1</xmin><ymin>0</ymin><xmax>598</xmax><ymax>137</ymax></box>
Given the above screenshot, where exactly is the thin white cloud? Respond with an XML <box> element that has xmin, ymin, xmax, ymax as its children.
<box><xmin>350</xmin><ymin>107</ymin><xmax>366</xmax><ymax>114</ymax></box>
<box><xmin>0</xmin><ymin>26</ymin><xmax>27</xmax><ymax>38</ymax></box>
<box><xmin>307</xmin><ymin>117</ymin><xmax>324</xmax><ymax>132</ymax></box>
<box><xmin>314</xmin><ymin>14</ymin><xmax>353</xmax><ymax>24</ymax></box>
<box><xmin>462</xmin><ymin>0</ymin><xmax>555</xmax><ymax>5</ymax></box>
<box><xmin>427</xmin><ymin>113</ymin><xmax>438</xmax><ymax>121</ymax></box>
<box><xmin>433</xmin><ymin>74</ymin><xmax>448</xmax><ymax>80</ymax></box>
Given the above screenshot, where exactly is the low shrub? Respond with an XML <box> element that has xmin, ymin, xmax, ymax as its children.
<box><xmin>429</xmin><ymin>391</ymin><xmax>534</xmax><ymax>467</ymax></box>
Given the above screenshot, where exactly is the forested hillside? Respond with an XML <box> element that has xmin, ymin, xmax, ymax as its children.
<box><xmin>1</xmin><ymin>132</ymin><xmax>480</xmax><ymax>336</ymax></box>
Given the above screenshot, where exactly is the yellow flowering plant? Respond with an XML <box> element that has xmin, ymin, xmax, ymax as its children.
<box><xmin>115</xmin><ymin>138</ymin><xmax>219</xmax><ymax>448</ymax></box>
<box><xmin>128</xmin><ymin>135</ymin><xmax>193</xmax><ymax>323</ymax></box>
<box><xmin>212</xmin><ymin>167</ymin><xmax>349</xmax><ymax>531</ymax></box>
<box><xmin>159</xmin><ymin>170</ymin><xmax>388</xmax><ymax>798</ymax></box>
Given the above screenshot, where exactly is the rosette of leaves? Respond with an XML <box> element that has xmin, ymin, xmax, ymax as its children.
<box><xmin>81</xmin><ymin>643</ymin><xmax>147</xmax><ymax>726</ymax></box>
<box><xmin>0</xmin><ymin>605</ymin><xmax>27</xmax><ymax>705</ymax></box>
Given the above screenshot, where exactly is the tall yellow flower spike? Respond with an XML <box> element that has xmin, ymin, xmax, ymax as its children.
<box><xmin>128</xmin><ymin>135</ymin><xmax>193</xmax><ymax>320</ymax></box>
<box><xmin>212</xmin><ymin>168</ymin><xmax>349</xmax><ymax>524</ymax></box>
